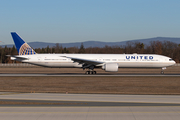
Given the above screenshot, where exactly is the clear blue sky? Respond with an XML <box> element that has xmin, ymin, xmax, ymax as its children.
<box><xmin>0</xmin><ymin>0</ymin><xmax>180</xmax><ymax>45</ymax></box>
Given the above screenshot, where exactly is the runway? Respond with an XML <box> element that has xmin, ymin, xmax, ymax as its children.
<box><xmin>0</xmin><ymin>73</ymin><xmax>180</xmax><ymax>76</ymax></box>
<box><xmin>1</xmin><ymin>106</ymin><xmax>180</xmax><ymax>120</ymax></box>
<box><xmin>1</xmin><ymin>99</ymin><xmax>180</xmax><ymax>107</ymax></box>
<box><xmin>0</xmin><ymin>93</ymin><xmax>180</xmax><ymax>119</ymax></box>
<box><xmin>1</xmin><ymin>93</ymin><xmax>180</xmax><ymax>104</ymax></box>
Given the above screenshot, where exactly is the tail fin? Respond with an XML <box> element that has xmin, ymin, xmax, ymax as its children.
<box><xmin>11</xmin><ymin>32</ymin><xmax>36</xmax><ymax>55</ymax></box>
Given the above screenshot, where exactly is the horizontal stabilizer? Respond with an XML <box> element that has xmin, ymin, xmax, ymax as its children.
<box><xmin>7</xmin><ymin>55</ymin><xmax>29</xmax><ymax>60</ymax></box>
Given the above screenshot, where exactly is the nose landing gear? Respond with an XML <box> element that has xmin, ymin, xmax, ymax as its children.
<box><xmin>161</xmin><ymin>67</ymin><xmax>166</xmax><ymax>74</ymax></box>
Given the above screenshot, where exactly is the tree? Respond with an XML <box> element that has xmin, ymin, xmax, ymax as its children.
<box><xmin>46</xmin><ymin>45</ymin><xmax>50</xmax><ymax>53</ymax></box>
<box><xmin>11</xmin><ymin>45</ymin><xmax>17</xmax><ymax>55</ymax></box>
<box><xmin>135</xmin><ymin>42</ymin><xmax>144</xmax><ymax>54</ymax></box>
<box><xmin>150</xmin><ymin>41</ymin><xmax>162</xmax><ymax>54</ymax></box>
<box><xmin>124</xmin><ymin>41</ymin><xmax>134</xmax><ymax>54</ymax></box>
<box><xmin>55</xmin><ymin>43</ymin><xmax>60</xmax><ymax>53</ymax></box>
<box><xmin>62</xmin><ymin>47</ymin><xmax>69</xmax><ymax>53</ymax></box>
<box><xmin>78</xmin><ymin>43</ymin><xmax>85</xmax><ymax>53</ymax></box>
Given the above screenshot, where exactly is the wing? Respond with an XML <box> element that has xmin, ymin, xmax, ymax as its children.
<box><xmin>61</xmin><ymin>56</ymin><xmax>104</xmax><ymax>68</ymax></box>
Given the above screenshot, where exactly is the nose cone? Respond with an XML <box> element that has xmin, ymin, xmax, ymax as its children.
<box><xmin>169</xmin><ymin>58</ymin><xmax>176</xmax><ymax>66</ymax></box>
<box><xmin>170</xmin><ymin>60</ymin><xmax>176</xmax><ymax>66</ymax></box>
<box><xmin>172</xmin><ymin>60</ymin><xmax>176</xmax><ymax>65</ymax></box>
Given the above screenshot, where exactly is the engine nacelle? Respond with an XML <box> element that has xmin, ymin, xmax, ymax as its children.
<box><xmin>102</xmin><ymin>63</ymin><xmax>118</xmax><ymax>72</ymax></box>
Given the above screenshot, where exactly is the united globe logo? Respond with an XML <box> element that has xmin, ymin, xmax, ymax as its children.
<box><xmin>19</xmin><ymin>43</ymin><xmax>36</xmax><ymax>55</ymax></box>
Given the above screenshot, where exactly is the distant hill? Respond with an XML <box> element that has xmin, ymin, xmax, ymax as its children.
<box><xmin>2</xmin><ymin>37</ymin><xmax>180</xmax><ymax>48</ymax></box>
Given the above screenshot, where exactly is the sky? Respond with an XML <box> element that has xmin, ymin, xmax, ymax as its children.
<box><xmin>0</xmin><ymin>0</ymin><xmax>180</xmax><ymax>45</ymax></box>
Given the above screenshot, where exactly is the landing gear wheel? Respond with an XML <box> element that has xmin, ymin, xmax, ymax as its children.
<box><xmin>85</xmin><ymin>71</ymin><xmax>90</xmax><ymax>74</ymax></box>
<box><xmin>85</xmin><ymin>71</ymin><xmax>97</xmax><ymax>75</ymax></box>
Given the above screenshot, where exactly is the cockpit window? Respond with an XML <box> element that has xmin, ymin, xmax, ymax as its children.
<box><xmin>169</xmin><ymin>59</ymin><xmax>173</xmax><ymax>61</ymax></box>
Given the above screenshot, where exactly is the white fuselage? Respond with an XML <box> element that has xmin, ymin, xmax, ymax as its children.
<box><xmin>11</xmin><ymin>54</ymin><xmax>176</xmax><ymax>68</ymax></box>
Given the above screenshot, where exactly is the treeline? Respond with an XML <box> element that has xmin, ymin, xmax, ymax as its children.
<box><xmin>0</xmin><ymin>41</ymin><xmax>180</xmax><ymax>63</ymax></box>
<box><xmin>0</xmin><ymin>45</ymin><xmax>18</xmax><ymax>63</ymax></box>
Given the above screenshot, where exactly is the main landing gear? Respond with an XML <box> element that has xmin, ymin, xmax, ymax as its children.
<box><xmin>85</xmin><ymin>71</ymin><xmax>97</xmax><ymax>74</ymax></box>
<box><xmin>84</xmin><ymin>65</ymin><xmax>97</xmax><ymax>74</ymax></box>
<box><xmin>161</xmin><ymin>67</ymin><xmax>166</xmax><ymax>74</ymax></box>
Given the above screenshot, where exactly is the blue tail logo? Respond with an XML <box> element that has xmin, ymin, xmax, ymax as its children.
<box><xmin>11</xmin><ymin>32</ymin><xmax>36</xmax><ymax>55</ymax></box>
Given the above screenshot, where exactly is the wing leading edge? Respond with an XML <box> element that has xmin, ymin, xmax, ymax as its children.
<box><xmin>61</xmin><ymin>56</ymin><xmax>104</xmax><ymax>69</ymax></box>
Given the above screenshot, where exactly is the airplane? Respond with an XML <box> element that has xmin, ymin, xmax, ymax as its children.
<box><xmin>9</xmin><ymin>32</ymin><xmax>176</xmax><ymax>74</ymax></box>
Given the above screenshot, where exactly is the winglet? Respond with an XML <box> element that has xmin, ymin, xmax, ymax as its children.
<box><xmin>11</xmin><ymin>32</ymin><xmax>36</xmax><ymax>55</ymax></box>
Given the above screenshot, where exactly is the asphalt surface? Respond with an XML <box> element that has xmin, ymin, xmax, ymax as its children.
<box><xmin>0</xmin><ymin>73</ymin><xmax>180</xmax><ymax>76</ymax></box>
<box><xmin>1</xmin><ymin>99</ymin><xmax>180</xmax><ymax>107</ymax></box>
<box><xmin>1</xmin><ymin>106</ymin><xmax>180</xmax><ymax>120</ymax></box>
<box><xmin>1</xmin><ymin>93</ymin><xmax>180</xmax><ymax>104</ymax></box>
<box><xmin>1</xmin><ymin>93</ymin><xmax>180</xmax><ymax>120</ymax></box>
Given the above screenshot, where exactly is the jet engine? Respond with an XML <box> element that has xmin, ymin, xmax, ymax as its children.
<box><xmin>102</xmin><ymin>63</ymin><xmax>118</xmax><ymax>72</ymax></box>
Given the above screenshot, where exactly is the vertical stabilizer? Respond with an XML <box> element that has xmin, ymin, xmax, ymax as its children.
<box><xmin>11</xmin><ymin>32</ymin><xmax>36</xmax><ymax>55</ymax></box>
